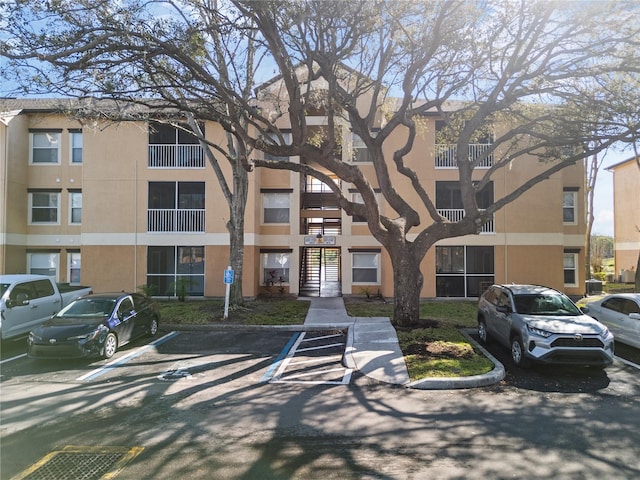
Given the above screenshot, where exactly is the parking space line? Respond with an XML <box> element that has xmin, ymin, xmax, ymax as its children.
<box><xmin>267</xmin><ymin>330</ymin><xmax>353</xmax><ymax>385</ymax></box>
<box><xmin>288</xmin><ymin>355</ymin><xmax>342</xmax><ymax>366</ymax></box>
<box><xmin>260</xmin><ymin>332</ymin><xmax>301</xmax><ymax>383</ymax></box>
<box><xmin>76</xmin><ymin>331</ymin><xmax>179</xmax><ymax>382</ymax></box>
<box><xmin>0</xmin><ymin>353</ymin><xmax>27</xmax><ymax>365</ymax></box>
<box><xmin>296</xmin><ymin>343</ymin><xmax>344</xmax><ymax>353</ymax></box>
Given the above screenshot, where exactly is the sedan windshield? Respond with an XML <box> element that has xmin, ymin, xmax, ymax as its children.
<box><xmin>58</xmin><ymin>298</ymin><xmax>116</xmax><ymax>317</ymax></box>
<box><xmin>514</xmin><ymin>294</ymin><xmax>580</xmax><ymax>316</ymax></box>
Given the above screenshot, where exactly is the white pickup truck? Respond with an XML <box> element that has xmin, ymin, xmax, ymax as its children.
<box><xmin>0</xmin><ymin>274</ymin><xmax>93</xmax><ymax>340</ymax></box>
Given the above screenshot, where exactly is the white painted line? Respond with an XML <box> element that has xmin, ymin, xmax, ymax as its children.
<box><xmin>76</xmin><ymin>331</ymin><xmax>179</xmax><ymax>382</ymax></box>
<box><xmin>296</xmin><ymin>343</ymin><xmax>344</xmax><ymax>353</ymax></box>
<box><xmin>615</xmin><ymin>355</ymin><xmax>640</xmax><ymax>370</ymax></box>
<box><xmin>0</xmin><ymin>353</ymin><xmax>27</xmax><ymax>365</ymax></box>
<box><xmin>288</xmin><ymin>355</ymin><xmax>343</xmax><ymax>366</ymax></box>
<box><xmin>279</xmin><ymin>367</ymin><xmax>349</xmax><ymax>381</ymax></box>
<box><xmin>301</xmin><ymin>333</ymin><xmax>343</xmax><ymax>342</ymax></box>
<box><xmin>270</xmin><ymin>332</ymin><xmax>306</xmax><ymax>382</ymax></box>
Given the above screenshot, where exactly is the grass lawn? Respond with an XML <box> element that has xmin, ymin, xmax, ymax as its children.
<box><xmin>156</xmin><ymin>296</ymin><xmax>494</xmax><ymax>381</ymax></box>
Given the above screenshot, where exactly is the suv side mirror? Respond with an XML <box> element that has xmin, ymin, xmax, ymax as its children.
<box><xmin>497</xmin><ymin>304</ymin><xmax>510</xmax><ymax>314</ymax></box>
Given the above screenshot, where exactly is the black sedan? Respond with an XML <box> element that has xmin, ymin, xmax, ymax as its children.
<box><xmin>28</xmin><ymin>293</ymin><xmax>160</xmax><ymax>359</ymax></box>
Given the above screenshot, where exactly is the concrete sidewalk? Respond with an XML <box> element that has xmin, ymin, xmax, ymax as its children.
<box><xmin>302</xmin><ymin>297</ymin><xmax>504</xmax><ymax>389</ymax></box>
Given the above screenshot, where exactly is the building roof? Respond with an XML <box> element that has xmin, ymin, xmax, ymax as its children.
<box><xmin>605</xmin><ymin>156</ymin><xmax>640</xmax><ymax>171</ymax></box>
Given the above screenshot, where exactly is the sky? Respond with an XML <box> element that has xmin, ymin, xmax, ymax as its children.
<box><xmin>591</xmin><ymin>148</ymin><xmax>633</xmax><ymax>237</ymax></box>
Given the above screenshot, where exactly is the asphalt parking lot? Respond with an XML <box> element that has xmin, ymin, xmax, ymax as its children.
<box><xmin>2</xmin><ymin>326</ymin><xmax>640</xmax><ymax>479</ymax></box>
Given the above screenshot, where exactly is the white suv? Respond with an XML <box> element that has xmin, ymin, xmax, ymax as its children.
<box><xmin>477</xmin><ymin>284</ymin><xmax>614</xmax><ymax>368</ymax></box>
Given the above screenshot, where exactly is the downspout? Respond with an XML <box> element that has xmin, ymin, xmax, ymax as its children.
<box><xmin>1</xmin><ymin>120</ymin><xmax>7</xmax><ymax>272</ymax></box>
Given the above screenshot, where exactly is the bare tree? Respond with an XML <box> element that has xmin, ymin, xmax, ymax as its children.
<box><xmin>2</xmin><ymin>0</ymin><xmax>640</xmax><ymax>324</ymax></box>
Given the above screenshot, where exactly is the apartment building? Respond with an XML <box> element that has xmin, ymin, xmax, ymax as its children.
<box><xmin>606</xmin><ymin>157</ymin><xmax>640</xmax><ymax>282</ymax></box>
<box><xmin>0</xmin><ymin>96</ymin><xmax>587</xmax><ymax>299</ymax></box>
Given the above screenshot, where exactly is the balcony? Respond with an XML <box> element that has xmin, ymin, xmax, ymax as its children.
<box><xmin>148</xmin><ymin>209</ymin><xmax>205</xmax><ymax>232</ymax></box>
<box><xmin>437</xmin><ymin>208</ymin><xmax>494</xmax><ymax>234</ymax></box>
<box><xmin>148</xmin><ymin>144</ymin><xmax>205</xmax><ymax>168</ymax></box>
<box><xmin>435</xmin><ymin>143</ymin><xmax>493</xmax><ymax>169</ymax></box>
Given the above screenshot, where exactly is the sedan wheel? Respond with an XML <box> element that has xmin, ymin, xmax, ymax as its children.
<box><xmin>510</xmin><ymin>336</ymin><xmax>530</xmax><ymax>368</ymax></box>
<box><xmin>148</xmin><ymin>318</ymin><xmax>159</xmax><ymax>337</ymax></box>
<box><xmin>102</xmin><ymin>332</ymin><xmax>118</xmax><ymax>359</ymax></box>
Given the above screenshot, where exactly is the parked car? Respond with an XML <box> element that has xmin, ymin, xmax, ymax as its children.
<box><xmin>28</xmin><ymin>293</ymin><xmax>159</xmax><ymax>359</ymax></box>
<box><xmin>477</xmin><ymin>284</ymin><xmax>614</xmax><ymax>368</ymax></box>
<box><xmin>0</xmin><ymin>274</ymin><xmax>93</xmax><ymax>340</ymax></box>
<box><xmin>582</xmin><ymin>293</ymin><xmax>640</xmax><ymax>349</ymax></box>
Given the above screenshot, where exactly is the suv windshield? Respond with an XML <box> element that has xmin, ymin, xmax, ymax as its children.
<box><xmin>513</xmin><ymin>293</ymin><xmax>580</xmax><ymax>316</ymax></box>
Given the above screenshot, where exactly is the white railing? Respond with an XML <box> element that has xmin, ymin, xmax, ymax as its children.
<box><xmin>147</xmin><ymin>209</ymin><xmax>205</xmax><ymax>232</ymax></box>
<box><xmin>148</xmin><ymin>144</ymin><xmax>205</xmax><ymax>168</ymax></box>
<box><xmin>437</xmin><ymin>208</ymin><xmax>494</xmax><ymax>234</ymax></box>
<box><xmin>435</xmin><ymin>143</ymin><xmax>493</xmax><ymax>168</ymax></box>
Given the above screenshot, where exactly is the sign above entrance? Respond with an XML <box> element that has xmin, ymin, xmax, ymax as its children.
<box><xmin>304</xmin><ymin>235</ymin><xmax>336</xmax><ymax>245</ymax></box>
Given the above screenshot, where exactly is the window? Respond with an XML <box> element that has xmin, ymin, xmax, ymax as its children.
<box><xmin>263</xmin><ymin>131</ymin><xmax>292</xmax><ymax>161</ymax></box>
<box><xmin>147</xmin><ymin>246</ymin><xmax>205</xmax><ymax>296</ymax></box>
<box><xmin>117</xmin><ymin>297</ymin><xmax>135</xmax><ymax>318</ymax></box>
<box><xmin>148</xmin><ymin>121</ymin><xmax>205</xmax><ymax>168</ymax></box>
<box><xmin>70</xmin><ymin>131</ymin><xmax>83</xmax><ymax>164</ymax></box>
<box><xmin>352</xmin><ymin>252</ymin><xmax>380</xmax><ymax>284</ymax></box>
<box><xmin>436</xmin><ymin>246</ymin><xmax>494</xmax><ymax>297</ymax></box>
<box><xmin>68</xmin><ymin>252</ymin><xmax>82</xmax><ymax>284</ymax></box>
<box><xmin>350</xmin><ymin>192</ymin><xmax>366</xmax><ymax>223</ymax></box>
<box><xmin>69</xmin><ymin>191</ymin><xmax>82</xmax><ymax>224</ymax></box>
<box><xmin>263</xmin><ymin>192</ymin><xmax>290</xmax><ymax>223</ymax></box>
<box><xmin>9</xmin><ymin>279</ymin><xmax>55</xmax><ymax>303</ymax></box>
<box><xmin>263</xmin><ymin>252</ymin><xmax>290</xmax><ymax>284</ymax></box>
<box><xmin>28</xmin><ymin>252</ymin><xmax>59</xmax><ymax>280</ymax></box>
<box><xmin>436</xmin><ymin>181</ymin><xmax>493</xmax><ymax>209</ymax></box>
<box><xmin>29</xmin><ymin>191</ymin><xmax>60</xmax><ymax>224</ymax></box>
<box><xmin>147</xmin><ymin>182</ymin><xmax>205</xmax><ymax>232</ymax></box>
<box><xmin>563</xmin><ymin>189</ymin><xmax>577</xmax><ymax>224</ymax></box>
<box><xmin>30</xmin><ymin>131</ymin><xmax>61</xmax><ymax>164</ymax></box>
<box><xmin>435</xmin><ymin>182</ymin><xmax>494</xmax><ymax>233</ymax></box>
<box><xmin>351</xmin><ymin>133</ymin><xmax>372</xmax><ymax>163</ymax></box>
<box><xmin>563</xmin><ymin>252</ymin><xmax>578</xmax><ymax>286</ymax></box>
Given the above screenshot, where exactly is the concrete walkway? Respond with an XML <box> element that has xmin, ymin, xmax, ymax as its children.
<box><xmin>302</xmin><ymin>297</ymin><xmax>504</xmax><ymax>389</ymax></box>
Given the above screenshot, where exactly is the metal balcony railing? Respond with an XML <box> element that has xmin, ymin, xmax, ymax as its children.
<box><xmin>147</xmin><ymin>209</ymin><xmax>205</xmax><ymax>232</ymax></box>
<box><xmin>148</xmin><ymin>144</ymin><xmax>205</xmax><ymax>168</ymax></box>
<box><xmin>435</xmin><ymin>143</ymin><xmax>493</xmax><ymax>168</ymax></box>
<box><xmin>437</xmin><ymin>208</ymin><xmax>494</xmax><ymax>234</ymax></box>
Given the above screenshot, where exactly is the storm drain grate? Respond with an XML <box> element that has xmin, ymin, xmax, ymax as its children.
<box><xmin>11</xmin><ymin>445</ymin><xmax>144</xmax><ymax>480</ymax></box>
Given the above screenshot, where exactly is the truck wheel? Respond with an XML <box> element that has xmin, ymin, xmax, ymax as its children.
<box><xmin>102</xmin><ymin>332</ymin><xmax>118</xmax><ymax>359</ymax></box>
<box><xmin>510</xmin><ymin>336</ymin><xmax>530</xmax><ymax>368</ymax></box>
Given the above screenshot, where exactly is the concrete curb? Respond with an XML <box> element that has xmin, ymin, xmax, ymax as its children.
<box><xmin>406</xmin><ymin>328</ymin><xmax>505</xmax><ymax>390</ymax></box>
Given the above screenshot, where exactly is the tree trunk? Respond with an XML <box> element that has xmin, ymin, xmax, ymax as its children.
<box><xmin>389</xmin><ymin>245</ymin><xmax>424</xmax><ymax>327</ymax></box>
<box><xmin>227</xmin><ymin>163</ymin><xmax>249</xmax><ymax>306</ymax></box>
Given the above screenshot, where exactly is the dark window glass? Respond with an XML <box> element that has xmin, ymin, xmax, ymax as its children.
<box><xmin>436</xmin><ymin>276</ymin><xmax>465</xmax><ymax>297</ymax></box>
<box><xmin>466</xmin><ymin>246</ymin><xmax>494</xmax><ymax>274</ymax></box>
<box><xmin>147</xmin><ymin>247</ymin><xmax>175</xmax><ymax>274</ymax></box>
<box><xmin>148</xmin><ymin>182</ymin><xmax>176</xmax><ymax>209</ymax></box>
<box><xmin>436</xmin><ymin>246</ymin><xmax>464</xmax><ymax>273</ymax></box>
<box><xmin>178</xmin><ymin>183</ymin><xmax>205</xmax><ymax>209</ymax></box>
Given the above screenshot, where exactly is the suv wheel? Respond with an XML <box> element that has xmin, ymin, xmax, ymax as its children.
<box><xmin>478</xmin><ymin>320</ymin><xmax>490</xmax><ymax>344</ymax></box>
<box><xmin>510</xmin><ymin>336</ymin><xmax>530</xmax><ymax>368</ymax></box>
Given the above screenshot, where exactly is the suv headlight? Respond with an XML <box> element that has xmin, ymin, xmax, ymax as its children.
<box><xmin>527</xmin><ymin>325</ymin><xmax>553</xmax><ymax>338</ymax></box>
<box><xmin>600</xmin><ymin>326</ymin><xmax>611</xmax><ymax>339</ymax></box>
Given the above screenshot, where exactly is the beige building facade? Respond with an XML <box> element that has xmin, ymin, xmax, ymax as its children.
<box><xmin>1</xmin><ymin>97</ymin><xmax>587</xmax><ymax>299</ymax></box>
<box><xmin>606</xmin><ymin>157</ymin><xmax>640</xmax><ymax>282</ymax></box>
